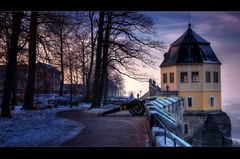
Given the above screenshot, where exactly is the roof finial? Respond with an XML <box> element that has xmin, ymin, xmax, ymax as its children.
<box><xmin>188</xmin><ymin>14</ymin><xmax>191</xmax><ymax>28</ymax></box>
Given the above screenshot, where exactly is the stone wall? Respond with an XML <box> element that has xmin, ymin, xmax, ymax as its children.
<box><xmin>177</xmin><ymin>110</ymin><xmax>233</xmax><ymax>146</ymax></box>
<box><xmin>191</xmin><ymin>111</ymin><xmax>232</xmax><ymax>147</ymax></box>
<box><xmin>177</xmin><ymin>113</ymin><xmax>207</xmax><ymax>142</ymax></box>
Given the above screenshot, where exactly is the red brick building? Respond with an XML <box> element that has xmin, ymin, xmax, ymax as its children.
<box><xmin>0</xmin><ymin>62</ymin><xmax>61</xmax><ymax>99</ymax></box>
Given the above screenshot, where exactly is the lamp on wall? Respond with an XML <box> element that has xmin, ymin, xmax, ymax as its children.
<box><xmin>166</xmin><ymin>85</ymin><xmax>169</xmax><ymax>91</ymax></box>
<box><xmin>166</xmin><ymin>85</ymin><xmax>169</xmax><ymax>97</ymax></box>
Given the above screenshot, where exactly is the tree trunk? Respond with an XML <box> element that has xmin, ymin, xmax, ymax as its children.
<box><xmin>4</xmin><ymin>13</ymin><xmax>11</xmax><ymax>63</ymax></box>
<box><xmin>103</xmin><ymin>70</ymin><xmax>109</xmax><ymax>105</ymax></box>
<box><xmin>1</xmin><ymin>12</ymin><xmax>23</xmax><ymax>117</ymax></box>
<box><xmin>90</xmin><ymin>11</ymin><xmax>105</xmax><ymax>108</ymax></box>
<box><xmin>23</xmin><ymin>12</ymin><xmax>38</xmax><ymax>110</ymax></box>
<box><xmin>11</xmin><ymin>75</ymin><xmax>18</xmax><ymax>107</ymax></box>
<box><xmin>85</xmin><ymin>12</ymin><xmax>95</xmax><ymax>102</ymax></box>
<box><xmin>81</xmin><ymin>41</ymin><xmax>86</xmax><ymax>86</ymax></box>
<box><xmin>70</xmin><ymin>53</ymin><xmax>73</xmax><ymax>108</ymax></box>
<box><xmin>59</xmin><ymin>33</ymin><xmax>64</xmax><ymax>96</ymax></box>
<box><xmin>5</xmin><ymin>13</ymin><xmax>17</xmax><ymax>108</ymax></box>
<box><xmin>98</xmin><ymin>12</ymin><xmax>112</xmax><ymax>106</ymax></box>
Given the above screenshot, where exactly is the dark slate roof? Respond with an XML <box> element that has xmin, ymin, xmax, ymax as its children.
<box><xmin>160</xmin><ymin>23</ymin><xmax>221</xmax><ymax>67</ymax></box>
<box><xmin>36</xmin><ymin>62</ymin><xmax>60</xmax><ymax>74</ymax></box>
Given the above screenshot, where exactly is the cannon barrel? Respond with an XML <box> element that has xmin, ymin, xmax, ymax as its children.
<box><xmin>98</xmin><ymin>99</ymin><xmax>145</xmax><ymax>116</ymax></box>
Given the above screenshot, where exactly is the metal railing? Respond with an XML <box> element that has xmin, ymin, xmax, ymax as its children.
<box><xmin>153</xmin><ymin>113</ymin><xmax>191</xmax><ymax>147</ymax></box>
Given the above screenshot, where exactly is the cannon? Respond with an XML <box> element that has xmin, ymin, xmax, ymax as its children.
<box><xmin>98</xmin><ymin>99</ymin><xmax>145</xmax><ymax>116</ymax></box>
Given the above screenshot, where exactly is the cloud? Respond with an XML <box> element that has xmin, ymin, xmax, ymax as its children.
<box><xmin>124</xmin><ymin>12</ymin><xmax>240</xmax><ymax>102</ymax></box>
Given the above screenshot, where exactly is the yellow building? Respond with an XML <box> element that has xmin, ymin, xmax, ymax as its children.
<box><xmin>160</xmin><ymin>23</ymin><xmax>222</xmax><ymax>113</ymax></box>
<box><xmin>152</xmin><ymin>24</ymin><xmax>232</xmax><ymax>144</ymax></box>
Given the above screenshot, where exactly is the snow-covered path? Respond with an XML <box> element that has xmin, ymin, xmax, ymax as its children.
<box><xmin>0</xmin><ymin>105</ymin><xmax>89</xmax><ymax>146</ymax></box>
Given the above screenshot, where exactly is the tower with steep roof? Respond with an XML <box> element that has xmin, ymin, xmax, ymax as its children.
<box><xmin>160</xmin><ymin>23</ymin><xmax>221</xmax><ymax>113</ymax></box>
<box><xmin>158</xmin><ymin>23</ymin><xmax>225</xmax><ymax>141</ymax></box>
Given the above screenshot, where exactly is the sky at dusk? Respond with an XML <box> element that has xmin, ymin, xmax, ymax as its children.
<box><xmin>124</xmin><ymin>11</ymin><xmax>240</xmax><ymax>105</ymax></box>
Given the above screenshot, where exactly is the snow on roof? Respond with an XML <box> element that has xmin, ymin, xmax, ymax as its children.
<box><xmin>150</xmin><ymin>101</ymin><xmax>164</xmax><ymax>109</ymax></box>
<box><xmin>149</xmin><ymin>110</ymin><xmax>176</xmax><ymax>127</ymax></box>
<box><xmin>36</xmin><ymin>62</ymin><xmax>60</xmax><ymax>74</ymax></box>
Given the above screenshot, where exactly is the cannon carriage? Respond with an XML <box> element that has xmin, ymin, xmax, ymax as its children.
<box><xmin>98</xmin><ymin>99</ymin><xmax>146</xmax><ymax>116</ymax></box>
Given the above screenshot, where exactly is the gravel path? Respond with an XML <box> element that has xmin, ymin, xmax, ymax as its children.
<box><xmin>57</xmin><ymin>110</ymin><xmax>149</xmax><ymax>147</ymax></box>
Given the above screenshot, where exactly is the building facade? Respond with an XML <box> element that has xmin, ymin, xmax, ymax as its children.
<box><xmin>63</xmin><ymin>84</ymin><xmax>86</xmax><ymax>95</ymax></box>
<box><xmin>160</xmin><ymin>23</ymin><xmax>222</xmax><ymax>113</ymax></box>
<box><xmin>156</xmin><ymin>24</ymin><xmax>231</xmax><ymax>144</ymax></box>
<box><xmin>107</xmin><ymin>79</ymin><xmax>119</xmax><ymax>97</ymax></box>
<box><xmin>0</xmin><ymin>62</ymin><xmax>61</xmax><ymax>102</ymax></box>
<box><xmin>35</xmin><ymin>62</ymin><xmax>61</xmax><ymax>94</ymax></box>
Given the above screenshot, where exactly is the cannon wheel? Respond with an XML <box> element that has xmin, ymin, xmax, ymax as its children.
<box><xmin>128</xmin><ymin>100</ymin><xmax>145</xmax><ymax>116</ymax></box>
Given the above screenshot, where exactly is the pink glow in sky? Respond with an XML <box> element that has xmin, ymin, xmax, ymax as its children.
<box><xmin>123</xmin><ymin>12</ymin><xmax>240</xmax><ymax>105</ymax></box>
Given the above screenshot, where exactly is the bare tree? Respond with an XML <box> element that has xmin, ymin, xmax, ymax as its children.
<box><xmin>91</xmin><ymin>11</ymin><xmax>105</xmax><ymax>108</ymax></box>
<box><xmin>106</xmin><ymin>12</ymin><xmax>164</xmax><ymax>82</ymax></box>
<box><xmin>99</xmin><ymin>12</ymin><xmax>112</xmax><ymax>105</ymax></box>
<box><xmin>23</xmin><ymin>11</ymin><xmax>38</xmax><ymax>110</ymax></box>
<box><xmin>65</xmin><ymin>41</ymin><xmax>73</xmax><ymax>108</ymax></box>
<box><xmin>89</xmin><ymin>11</ymin><xmax>164</xmax><ymax>108</ymax></box>
<box><xmin>85</xmin><ymin>11</ymin><xmax>97</xmax><ymax>101</ymax></box>
<box><xmin>43</xmin><ymin>12</ymin><xmax>75</xmax><ymax>96</ymax></box>
<box><xmin>109</xmin><ymin>69</ymin><xmax>125</xmax><ymax>96</ymax></box>
<box><xmin>0</xmin><ymin>12</ymin><xmax>11</xmax><ymax>64</ymax></box>
<box><xmin>1</xmin><ymin>12</ymin><xmax>23</xmax><ymax>117</ymax></box>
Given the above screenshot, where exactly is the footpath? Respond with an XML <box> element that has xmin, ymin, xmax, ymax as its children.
<box><xmin>57</xmin><ymin>109</ymin><xmax>149</xmax><ymax>147</ymax></box>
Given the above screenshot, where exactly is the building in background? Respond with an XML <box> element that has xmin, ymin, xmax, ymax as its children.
<box><xmin>63</xmin><ymin>84</ymin><xmax>86</xmax><ymax>96</ymax></box>
<box><xmin>63</xmin><ymin>79</ymin><xmax>120</xmax><ymax>98</ymax></box>
<box><xmin>107</xmin><ymin>79</ymin><xmax>119</xmax><ymax>97</ymax></box>
<box><xmin>0</xmin><ymin>62</ymin><xmax>61</xmax><ymax>103</ymax></box>
<box><xmin>35</xmin><ymin>62</ymin><xmax>61</xmax><ymax>94</ymax></box>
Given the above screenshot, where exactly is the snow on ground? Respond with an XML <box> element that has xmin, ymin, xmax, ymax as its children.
<box><xmin>0</xmin><ymin>104</ymin><xmax>90</xmax><ymax>146</ymax></box>
<box><xmin>155</xmin><ymin>136</ymin><xmax>179</xmax><ymax>147</ymax></box>
<box><xmin>231</xmin><ymin>138</ymin><xmax>240</xmax><ymax>147</ymax></box>
<box><xmin>87</xmin><ymin>103</ymin><xmax>118</xmax><ymax>113</ymax></box>
<box><xmin>151</xmin><ymin>127</ymin><xmax>176</xmax><ymax>147</ymax></box>
<box><xmin>87</xmin><ymin>106</ymin><xmax>133</xmax><ymax>116</ymax></box>
<box><xmin>81</xmin><ymin>103</ymin><xmax>91</xmax><ymax>109</ymax></box>
<box><xmin>88</xmin><ymin>108</ymin><xmax>107</xmax><ymax>113</ymax></box>
<box><xmin>0</xmin><ymin>102</ymin><xmax>137</xmax><ymax>146</ymax></box>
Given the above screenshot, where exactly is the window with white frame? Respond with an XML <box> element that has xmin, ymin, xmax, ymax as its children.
<box><xmin>181</xmin><ymin>72</ymin><xmax>188</xmax><ymax>83</ymax></box>
<box><xmin>170</xmin><ymin>73</ymin><xmax>174</xmax><ymax>83</ymax></box>
<box><xmin>192</xmin><ymin>72</ymin><xmax>199</xmax><ymax>83</ymax></box>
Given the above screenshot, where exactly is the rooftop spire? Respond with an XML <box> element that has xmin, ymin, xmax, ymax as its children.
<box><xmin>188</xmin><ymin>14</ymin><xmax>191</xmax><ymax>28</ymax></box>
